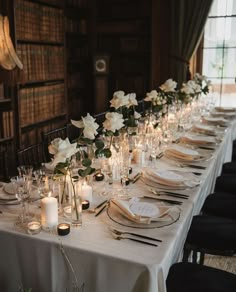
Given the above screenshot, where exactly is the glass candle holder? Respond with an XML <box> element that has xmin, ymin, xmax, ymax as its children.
<box><xmin>27</xmin><ymin>221</ymin><xmax>41</xmax><ymax>235</ymax></box>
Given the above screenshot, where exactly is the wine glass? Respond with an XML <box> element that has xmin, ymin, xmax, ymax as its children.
<box><xmin>17</xmin><ymin>165</ymin><xmax>33</xmax><ymax>177</ymax></box>
<box><xmin>11</xmin><ymin>176</ymin><xmax>31</xmax><ymax>225</ymax></box>
<box><xmin>33</xmin><ymin>169</ymin><xmax>44</xmax><ymax>198</ymax></box>
<box><xmin>99</xmin><ymin>159</ymin><xmax>113</xmax><ymax>198</ymax></box>
<box><xmin>119</xmin><ymin>165</ymin><xmax>130</xmax><ymax>198</ymax></box>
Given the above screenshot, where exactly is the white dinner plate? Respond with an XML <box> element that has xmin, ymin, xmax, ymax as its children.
<box><xmin>107</xmin><ymin>199</ymin><xmax>180</xmax><ymax>229</ymax></box>
<box><xmin>3</xmin><ymin>183</ymin><xmax>17</xmax><ymax>195</ymax></box>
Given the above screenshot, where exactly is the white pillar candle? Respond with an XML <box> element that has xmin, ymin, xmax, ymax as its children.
<box><xmin>81</xmin><ymin>181</ymin><xmax>92</xmax><ymax>203</ymax></box>
<box><xmin>41</xmin><ymin>194</ymin><xmax>58</xmax><ymax>230</ymax></box>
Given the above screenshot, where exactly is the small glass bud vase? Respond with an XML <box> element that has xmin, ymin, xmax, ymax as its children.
<box><xmin>71</xmin><ymin>194</ymin><xmax>82</xmax><ymax>226</ymax></box>
<box><xmin>71</xmin><ymin>180</ymin><xmax>82</xmax><ymax>226</ymax></box>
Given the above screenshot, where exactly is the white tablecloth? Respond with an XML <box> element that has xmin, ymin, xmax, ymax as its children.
<box><xmin>0</xmin><ymin>122</ymin><xmax>236</xmax><ymax>292</ymax></box>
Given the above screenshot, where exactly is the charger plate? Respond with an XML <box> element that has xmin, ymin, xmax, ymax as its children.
<box><xmin>107</xmin><ymin>198</ymin><xmax>180</xmax><ymax>229</ymax></box>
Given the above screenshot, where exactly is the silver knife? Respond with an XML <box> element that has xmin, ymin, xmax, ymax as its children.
<box><xmin>143</xmin><ymin>196</ymin><xmax>183</xmax><ymax>205</ymax></box>
<box><xmin>182</xmin><ymin>164</ymin><xmax>206</xmax><ymax>170</ymax></box>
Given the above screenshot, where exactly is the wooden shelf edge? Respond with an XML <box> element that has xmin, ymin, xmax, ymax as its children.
<box><xmin>0</xmin><ymin>137</ymin><xmax>14</xmax><ymax>143</ymax></box>
<box><xmin>17</xmin><ymin>39</ymin><xmax>64</xmax><ymax>46</ymax></box>
<box><xmin>20</xmin><ymin>114</ymin><xmax>67</xmax><ymax>131</ymax></box>
<box><xmin>19</xmin><ymin>79</ymin><xmax>65</xmax><ymax>88</ymax></box>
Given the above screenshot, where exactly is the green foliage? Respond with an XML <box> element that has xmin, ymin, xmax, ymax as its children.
<box><xmin>94</xmin><ymin>139</ymin><xmax>112</xmax><ymax>158</ymax></box>
<box><xmin>78</xmin><ymin>166</ymin><xmax>95</xmax><ymax>177</ymax></box>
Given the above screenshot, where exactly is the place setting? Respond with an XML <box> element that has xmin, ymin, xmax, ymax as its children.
<box><xmin>162</xmin><ymin>144</ymin><xmax>211</xmax><ymax>163</ymax></box>
<box><xmin>179</xmin><ymin>133</ymin><xmax>218</xmax><ymax>148</ymax></box>
<box><xmin>106</xmin><ymin>196</ymin><xmax>181</xmax><ymax>229</ymax></box>
<box><xmin>141</xmin><ymin>168</ymin><xmax>200</xmax><ymax>191</ymax></box>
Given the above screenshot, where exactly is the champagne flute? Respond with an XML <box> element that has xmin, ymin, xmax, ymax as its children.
<box><xmin>11</xmin><ymin>176</ymin><xmax>30</xmax><ymax>225</ymax></box>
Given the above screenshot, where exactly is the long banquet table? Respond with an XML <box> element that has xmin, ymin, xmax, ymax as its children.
<box><xmin>1</xmin><ymin>121</ymin><xmax>236</xmax><ymax>292</ymax></box>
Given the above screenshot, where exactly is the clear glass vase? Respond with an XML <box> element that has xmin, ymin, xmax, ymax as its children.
<box><xmin>71</xmin><ymin>193</ymin><xmax>82</xmax><ymax>226</ymax></box>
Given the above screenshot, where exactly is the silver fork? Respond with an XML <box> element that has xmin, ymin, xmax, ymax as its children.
<box><xmin>111</xmin><ymin>227</ymin><xmax>162</xmax><ymax>242</ymax></box>
<box><xmin>111</xmin><ymin>232</ymin><xmax>158</xmax><ymax>247</ymax></box>
<box><xmin>148</xmin><ymin>187</ymin><xmax>189</xmax><ymax>199</ymax></box>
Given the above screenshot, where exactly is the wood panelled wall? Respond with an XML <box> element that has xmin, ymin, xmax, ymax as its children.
<box><xmin>0</xmin><ymin>0</ymin><xmax>174</xmax><ymax>176</ymax></box>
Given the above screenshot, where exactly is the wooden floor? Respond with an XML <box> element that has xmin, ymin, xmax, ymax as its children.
<box><xmin>205</xmin><ymin>255</ymin><xmax>236</xmax><ymax>274</ymax></box>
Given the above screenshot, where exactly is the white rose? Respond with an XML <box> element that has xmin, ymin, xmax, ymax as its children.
<box><xmin>145</xmin><ymin>90</ymin><xmax>158</xmax><ymax>101</ymax></box>
<box><xmin>71</xmin><ymin>113</ymin><xmax>99</xmax><ymax>140</ymax></box>
<box><xmin>110</xmin><ymin>91</ymin><xmax>129</xmax><ymax>109</ymax></box>
<box><xmin>48</xmin><ymin>137</ymin><xmax>72</xmax><ymax>155</ymax></box>
<box><xmin>103</xmin><ymin>112</ymin><xmax>124</xmax><ymax>132</ymax></box>
<box><xmin>181</xmin><ymin>82</ymin><xmax>195</xmax><ymax>95</ymax></box>
<box><xmin>127</xmin><ymin>93</ymin><xmax>138</xmax><ymax>108</ymax></box>
<box><xmin>159</xmin><ymin>78</ymin><xmax>177</xmax><ymax>92</ymax></box>
<box><xmin>188</xmin><ymin>80</ymin><xmax>201</xmax><ymax>94</ymax></box>
<box><xmin>45</xmin><ymin>138</ymin><xmax>78</xmax><ymax>170</ymax></box>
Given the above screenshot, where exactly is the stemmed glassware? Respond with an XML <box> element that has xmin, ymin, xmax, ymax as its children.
<box><xmin>33</xmin><ymin>169</ymin><xmax>44</xmax><ymax>198</ymax></box>
<box><xmin>119</xmin><ymin>165</ymin><xmax>130</xmax><ymax>198</ymax></box>
<box><xmin>11</xmin><ymin>175</ymin><xmax>32</xmax><ymax>225</ymax></box>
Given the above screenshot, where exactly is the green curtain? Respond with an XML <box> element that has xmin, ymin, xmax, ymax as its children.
<box><xmin>169</xmin><ymin>0</ymin><xmax>213</xmax><ymax>85</ymax></box>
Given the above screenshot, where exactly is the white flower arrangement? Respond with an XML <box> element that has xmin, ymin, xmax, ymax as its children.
<box><xmin>159</xmin><ymin>78</ymin><xmax>177</xmax><ymax>93</ymax></box>
<box><xmin>144</xmin><ymin>90</ymin><xmax>167</xmax><ymax>114</ymax></box>
<box><xmin>45</xmin><ymin>138</ymin><xmax>79</xmax><ymax>171</ymax></box>
<box><xmin>103</xmin><ymin>112</ymin><xmax>125</xmax><ymax>133</ymax></box>
<box><xmin>71</xmin><ymin>113</ymin><xmax>99</xmax><ymax>140</ymax></box>
<box><xmin>193</xmin><ymin>72</ymin><xmax>211</xmax><ymax>95</ymax></box>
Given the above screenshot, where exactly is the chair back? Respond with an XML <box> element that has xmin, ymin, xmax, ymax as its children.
<box><xmin>17</xmin><ymin>143</ymin><xmax>46</xmax><ymax>170</ymax></box>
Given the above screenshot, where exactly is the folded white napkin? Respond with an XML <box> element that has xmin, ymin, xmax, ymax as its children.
<box><xmin>192</xmin><ymin>124</ymin><xmax>216</xmax><ymax>135</ymax></box>
<box><xmin>211</xmin><ymin>111</ymin><xmax>236</xmax><ymax>119</ymax></box>
<box><xmin>165</xmin><ymin>145</ymin><xmax>201</xmax><ymax>161</ymax></box>
<box><xmin>215</xmin><ymin>106</ymin><xmax>236</xmax><ymax>113</ymax></box>
<box><xmin>110</xmin><ymin>198</ymin><xmax>180</xmax><ymax>224</ymax></box>
<box><xmin>202</xmin><ymin>116</ymin><xmax>229</xmax><ymax>126</ymax></box>
<box><xmin>181</xmin><ymin>134</ymin><xmax>216</xmax><ymax>145</ymax></box>
<box><xmin>144</xmin><ymin>169</ymin><xmax>184</xmax><ymax>186</ymax></box>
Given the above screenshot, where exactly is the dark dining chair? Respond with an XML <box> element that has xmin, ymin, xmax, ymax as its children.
<box><xmin>183</xmin><ymin>215</ymin><xmax>236</xmax><ymax>265</ymax></box>
<box><xmin>202</xmin><ymin>191</ymin><xmax>236</xmax><ymax>219</ymax></box>
<box><xmin>41</xmin><ymin>126</ymin><xmax>68</xmax><ymax>161</ymax></box>
<box><xmin>166</xmin><ymin>262</ymin><xmax>236</xmax><ymax>292</ymax></box>
<box><xmin>17</xmin><ymin>143</ymin><xmax>46</xmax><ymax>170</ymax></box>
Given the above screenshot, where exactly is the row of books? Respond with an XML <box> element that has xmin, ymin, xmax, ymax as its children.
<box><xmin>17</xmin><ymin>44</ymin><xmax>64</xmax><ymax>83</ymax></box>
<box><xmin>20</xmin><ymin>119</ymin><xmax>66</xmax><ymax>149</ymax></box>
<box><xmin>15</xmin><ymin>0</ymin><xmax>64</xmax><ymax>43</ymax></box>
<box><xmin>0</xmin><ymin>111</ymin><xmax>14</xmax><ymax>139</ymax></box>
<box><xmin>19</xmin><ymin>83</ymin><xmax>66</xmax><ymax>127</ymax></box>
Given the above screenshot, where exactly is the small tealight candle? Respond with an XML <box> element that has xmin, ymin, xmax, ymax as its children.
<box><xmin>27</xmin><ymin>221</ymin><xmax>41</xmax><ymax>235</ymax></box>
<box><xmin>57</xmin><ymin>223</ymin><xmax>70</xmax><ymax>236</ymax></box>
<box><xmin>82</xmin><ymin>200</ymin><xmax>90</xmax><ymax>210</ymax></box>
<box><xmin>95</xmin><ymin>172</ymin><xmax>104</xmax><ymax>181</ymax></box>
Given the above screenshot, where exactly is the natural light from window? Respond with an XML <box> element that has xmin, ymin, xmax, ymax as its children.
<box><xmin>203</xmin><ymin>0</ymin><xmax>236</xmax><ymax>106</ymax></box>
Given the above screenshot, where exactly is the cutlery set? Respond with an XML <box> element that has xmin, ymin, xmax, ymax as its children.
<box><xmin>143</xmin><ymin>196</ymin><xmax>183</xmax><ymax>205</ymax></box>
<box><xmin>148</xmin><ymin>188</ymin><xmax>189</xmax><ymax>200</ymax></box>
<box><xmin>110</xmin><ymin>227</ymin><xmax>161</xmax><ymax>247</ymax></box>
